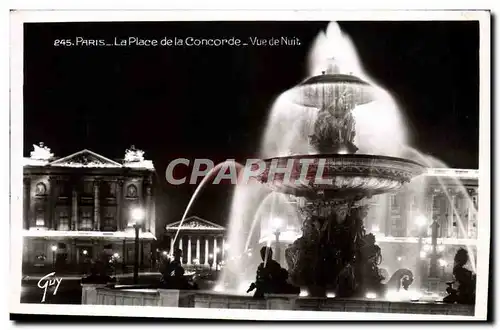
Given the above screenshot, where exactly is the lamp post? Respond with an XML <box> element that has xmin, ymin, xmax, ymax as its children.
<box><xmin>438</xmin><ymin>258</ymin><xmax>448</xmax><ymax>277</ymax></box>
<box><xmin>214</xmin><ymin>247</ymin><xmax>221</xmax><ymax>271</ymax></box>
<box><xmin>51</xmin><ymin>245</ymin><xmax>58</xmax><ymax>270</ymax></box>
<box><xmin>415</xmin><ymin>215</ymin><xmax>427</xmax><ymax>288</ymax></box>
<box><xmin>208</xmin><ymin>253</ymin><xmax>214</xmax><ymax>272</ymax></box>
<box><xmin>271</xmin><ymin>217</ymin><xmax>284</xmax><ymax>265</ymax></box>
<box><xmin>429</xmin><ymin>219</ymin><xmax>440</xmax><ymax>278</ymax></box>
<box><xmin>131</xmin><ymin>207</ymin><xmax>145</xmax><ymax>285</ymax></box>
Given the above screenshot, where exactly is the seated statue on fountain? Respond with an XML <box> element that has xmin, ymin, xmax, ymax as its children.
<box><xmin>285</xmin><ymin>204</ymin><xmax>416</xmax><ymax>298</ymax></box>
<box><xmin>247</xmin><ymin>246</ymin><xmax>300</xmax><ymax>298</ymax></box>
<box><xmin>159</xmin><ymin>248</ymin><xmax>198</xmax><ymax>290</ymax></box>
<box><xmin>443</xmin><ymin>248</ymin><xmax>476</xmax><ymax>305</ymax></box>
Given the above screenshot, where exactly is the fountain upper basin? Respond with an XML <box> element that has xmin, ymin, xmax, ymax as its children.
<box><xmin>254</xmin><ymin>154</ymin><xmax>426</xmax><ymax>200</ymax></box>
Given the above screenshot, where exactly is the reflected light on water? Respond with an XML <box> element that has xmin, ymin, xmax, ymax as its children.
<box><xmin>213</xmin><ymin>284</ymin><xmax>224</xmax><ymax>292</ymax></box>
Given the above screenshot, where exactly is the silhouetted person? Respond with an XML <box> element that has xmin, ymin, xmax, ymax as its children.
<box><xmin>161</xmin><ymin>248</ymin><xmax>184</xmax><ymax>280</ymax></box>
<box><xmin>159</xmin><ymin>248</ymin><xmax>197</xmax><ymax>290</ymax></box>
<box><xmin>443</xmin><ymin>248</ymin><xmax>476</xmax><ymax>304</ymax></box>
<box><xmin>247</xmin><ymin>246</ymin><xmax>298</xmax><ymax>298</ymax></box>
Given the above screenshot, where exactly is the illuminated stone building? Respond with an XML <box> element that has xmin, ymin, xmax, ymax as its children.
<box><xmin>164</xmin><ymin>216</ymin><xmax>226</xmax><ymax>269</ymax></box>
<box><xmin>255</xmin><ymin>168</ymin><xmax>479</xmax><ymax>279</ymax></box>
<box><xmin>22</xmin><ymin>143</ymin><xmax>157</xmax><ymax>274</ymax></box>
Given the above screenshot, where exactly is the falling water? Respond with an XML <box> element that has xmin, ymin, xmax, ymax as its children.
<box><xmin>403</xmin><ymin>146</ymin><xmax>478</xmax><ymax>272</ymax></box>
<box><xmin>214</xmin><ymin>21</ymin><xmax>478</xmax><ymax>297</ymax></box>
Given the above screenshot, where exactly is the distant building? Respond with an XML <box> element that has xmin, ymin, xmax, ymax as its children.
<box><xmin>164</xmin><ymin>216</ymin><xmax>226</xmax><ymax>268</ymax></box>
<box><xmin>22</xmin><ymin>143</ymin><xmax>156</xmax><ymax>274</ymax></box>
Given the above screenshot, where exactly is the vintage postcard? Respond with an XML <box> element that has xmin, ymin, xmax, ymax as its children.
<box><xmin>9</xmin><ymin>10</ymin><xmax>491</xmax><ymax>321</ymax></box>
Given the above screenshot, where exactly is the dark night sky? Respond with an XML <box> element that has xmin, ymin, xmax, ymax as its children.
<box><xmin>23</xmin><ymin>21</ymin><xmax>480</xmax><ymax>228</ymax></box>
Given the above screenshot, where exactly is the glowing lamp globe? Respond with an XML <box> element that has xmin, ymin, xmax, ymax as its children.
<box><xmin>131</xmin><ymin>208</ymin><xmax>145</xmax><ymax>224</ymax></box>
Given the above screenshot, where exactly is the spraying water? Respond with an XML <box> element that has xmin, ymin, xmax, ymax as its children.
<box><xmin>208</xmin><ymin>22</ymin><xmax>478</xmax><ymax>297</ymax></box>
<box><xmin>170</xmin><ymin>160</ymin><xmax>243</xmax><ymax>253</ymax></box>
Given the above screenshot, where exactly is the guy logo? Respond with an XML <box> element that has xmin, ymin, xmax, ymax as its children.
<box><xmin>37</xmin><ymin>272</ymin><xmax>62</xmax><ymax>303</ymax></box>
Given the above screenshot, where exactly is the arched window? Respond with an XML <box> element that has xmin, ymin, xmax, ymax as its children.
<box><xmin>35</xmin><ymin>182</ymin><xmax>46</xmax><ymax>196</ymax></box>
<box><xmin>126</xmin><ymin>184</ymin><xmax>137</xmax><ymax>198</ymax></box>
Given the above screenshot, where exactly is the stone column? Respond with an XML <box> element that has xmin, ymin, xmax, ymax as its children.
<box><xmin>429</xmin><ymin>220</ymin><xmax>440</xmax><ymax>277</ymax></box>
<box><xmin>71</xmin><ymin>188</ymin><xmax>78</xmax><ymax>231</ymax></box>
<box><xmin>116</xmin><ymin>179</ymin><xmax>123</xmax><ymax>231</ymax></box>
<box><xmin>93</xmin><ymin>180</ymin><xmax>100</xmax><ymax>231</ymax></box>
<box><xmin>467</xmin><ymin>188</ymin><xmax>478</xmax><ymax>239</ymax></box>
<box><xmin>49</xmin><ymin>176</ymin><xmax>58</xmax><ymax>230</ymax></box>
<box><xmin>429</xmin><ymin>193</ymin><xmax>435</xmax><ymax>223</ymax></box>
<box><xmin>170</xmin><ymin>235</ymin><xmax>174</xmax><ymax>254</ymax></box>
<box><xmin>204</xmin><ymin>238</ymin><xmax>209</xmax><ymax>266</ymax></box>
<box><xmin>458</xmin><ymin>192</ymin><xmax>466</xmax><ymax>239</ymax></box>
<box><xmin>222</xmin><ymin>238</ymin><xmax>225</xmax><ymax>260</ymax></box>
<box><xmin>196</xmin><ymin>237</ymin><xmax>200</xmax><ymax>263</ymax></box>
<box><xmin>178</xmin><ymin>237</ymin><xmax>183</xmax><ymax>263</ymax></box>
<box><xmin>23</xmin><ymin>178</ymin><xmax>31</xmax><ymax>230</ymax></box>
<box><xmin>144</xmin><ymin>179</ymin><xmax>152</xmax><ymax>232</ymax></box>
<box><xmin>450</xmin><ymin>191</ymin><xmax>456</xmax><ymax>238</ymax></box>
<box><xmin>213</xmin><ymin>237</ymin><xmax>218</xmax><ymax>266</ymax></box>
<box><xmin>187</xmin><ymin>236</ymin><xmax>192</xmax><ymax>265</ymax></box>
<box><xmin>122</xmin><ymin>239</ymin><xmax>127</xmax><ymax>270</ymax></box>
<box><xmin>72</xmin><ymin>240</ymin><xmax>77</xmax><ymax>268</ymax></box>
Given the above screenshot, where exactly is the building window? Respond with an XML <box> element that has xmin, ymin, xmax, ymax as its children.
<box><xmin>57</xmin><ymin>182</ymin><xmax>69</xmax><ymax>197</ymax></box>
<box><xmin>104</xmin><ymin>182</ymin><xmax>116</xmax><ymax>197</ymax></box>
<box><xmin>126</xmin><ymin>184</ymin><xmax>137</xmax><ymax>198</ymax></box>
<box><xmin>390</xmin><ymin>194</ymin><xmax>398</xmax><ymax>209</ymax></box>
<box><xmin>35</xmin><ymin>208</ymin><xmax>45</xmax><ymax>227</ymax></box>
<box><xmin>34</xmin><ymin>241</ymin><xmax>46</xmax><ymax>263</ymax></box>
<box><xmin>58</xmin><ymin>209</ymin><xmax>70</xmax><ymax>231</ymax></box>
<box><xmin>103</xmin><ymin>208</ymin><xmax>116</xmax><ymax>231</ymax></box>
<box><xmin>80</xmin><ymin>209</ymin><xmax>93</xmax><ymax>230</ymax></box>
<box><xmin>83</xmin><ymin>181</ymin><xmax>93</xmax><ymax>195</ymax></box>
<box><xmin>432</xmin><ymin>195</ymin><xmax>440</xmax><ymax>209</ymax></box>
<box><xmin>35</xmin><ymin>182</ymin><xmax>46</xmax><ymax>196</ymax></box>
<box><xmin>411</xmin><ymin>195</ymin><xmax>417</xmax><ymax>208</ymax></box>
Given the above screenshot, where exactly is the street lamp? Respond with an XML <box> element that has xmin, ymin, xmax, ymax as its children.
<box><xmin>271</xmin><ymin>217</ymin><xmax>284</xmax><ymax>265</ymax></box>
<box><xmin>415</xmin><ymin>215</ymin><xmax>427</xmax><ymax>287</ymax></box>
<box><xmin>214</xmin><ymin>247</ymin><xmax>221</xmax><ymax>271</ymax></box>
<box><xmin>438</xmin><ymin>258</ymin><xmax>448</xmax><ymax>277</ymax></box>
<box><xmin>51</xmin><ymin>245</ymin><xmax>58</xmax><ymax>270</ymax></box>
<box><xmin>208</xmin><ymin>253</ymin><xmax>214</xmax><ymax>271</ymax></box>
<box><xmin>429</xmin><ymin>219</ymin><xmax>441</xmax><ymax>278</ymax></box>
<box><xmin>112</xmin><ymin>253</ymin><xmax>120</xmax><ymax>277</ymax></box>
<box><xmin>131</xmin><ymin>207</ymin><xmax>145</xmax><ymax>284</ymax></box>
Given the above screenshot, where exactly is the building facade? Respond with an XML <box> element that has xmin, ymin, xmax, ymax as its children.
<box><xmin>164</xmin><ymin>216</ymin><xmax>226</xmax><ymax>269</ymax></box>
<box><xmin>22</xmin><ymin>143</ymin><xmax>157</xmax><ymax>274</ymax></box>
<box><xmin>255</xmin><ymin>168</ymin><xmax>479</xmax><ymax>282</ymax></box>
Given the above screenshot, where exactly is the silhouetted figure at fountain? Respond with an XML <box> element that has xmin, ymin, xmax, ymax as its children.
<box><xmin>81</xmin><ymin>258</ymin><xmax>116</xmax><ymax>284</ymax></box>
<box><xmin>160</xmin><ymin>248</ymin><xmax>198</xmax><ymax>290</ymax></box>
<box><xmin>247</xmin><ymin>246</ymin><xmax>299</xmax><ymax>298</ymax></box>
<box><xmin>443</xmin><ymin>248</ymin><xmax>476</xmax><ymax>305</ymax></box>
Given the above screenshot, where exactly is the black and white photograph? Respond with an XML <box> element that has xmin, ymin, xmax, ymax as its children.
<box><xmin>9</xmin><ymin>10</ymin><xmax>491</xmax><ymax>321</ymax></box>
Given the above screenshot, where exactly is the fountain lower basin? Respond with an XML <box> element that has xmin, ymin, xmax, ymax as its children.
<box><xmin>81</xmin><ymin>285</ymin><xmax>474</xmax><ymax>316</ymax></box>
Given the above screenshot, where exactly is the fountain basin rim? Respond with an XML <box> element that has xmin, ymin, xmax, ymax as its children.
<box><xmin>260</xmin><ymin>153</ymin><xmax>426</xmax><ymax>169</ymax></box>
<box><xmin>297</xmin><ymin>73</ymin><xmax>371</xmax><ymax>87</ymax></box>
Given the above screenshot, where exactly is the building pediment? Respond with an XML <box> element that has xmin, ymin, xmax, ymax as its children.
<box><xmin>166</xmin><ymin>216</ymin><xmax>225</xmax><ymax>231</ymax></box>
<box><xmin>49</xmin><ymin>149</ymin><xmax>123</xmax><ymax>168</ymax></box>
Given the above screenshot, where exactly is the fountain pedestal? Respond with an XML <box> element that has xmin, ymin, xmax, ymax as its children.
<box><xmin>256</xmin><ymin>153</ymin><xmax>425</xmax><ymax>298</ymax></box>
<box><xmin>285</xmin><ymin>201</ymin><xmax>384</xmax><ymax>297</ymax></box>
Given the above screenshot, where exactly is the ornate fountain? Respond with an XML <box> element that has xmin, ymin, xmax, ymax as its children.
<box><xmin>255</xmin><ymin>59</ymin><xmax>426</xmax><ymax>298</ymax></box>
